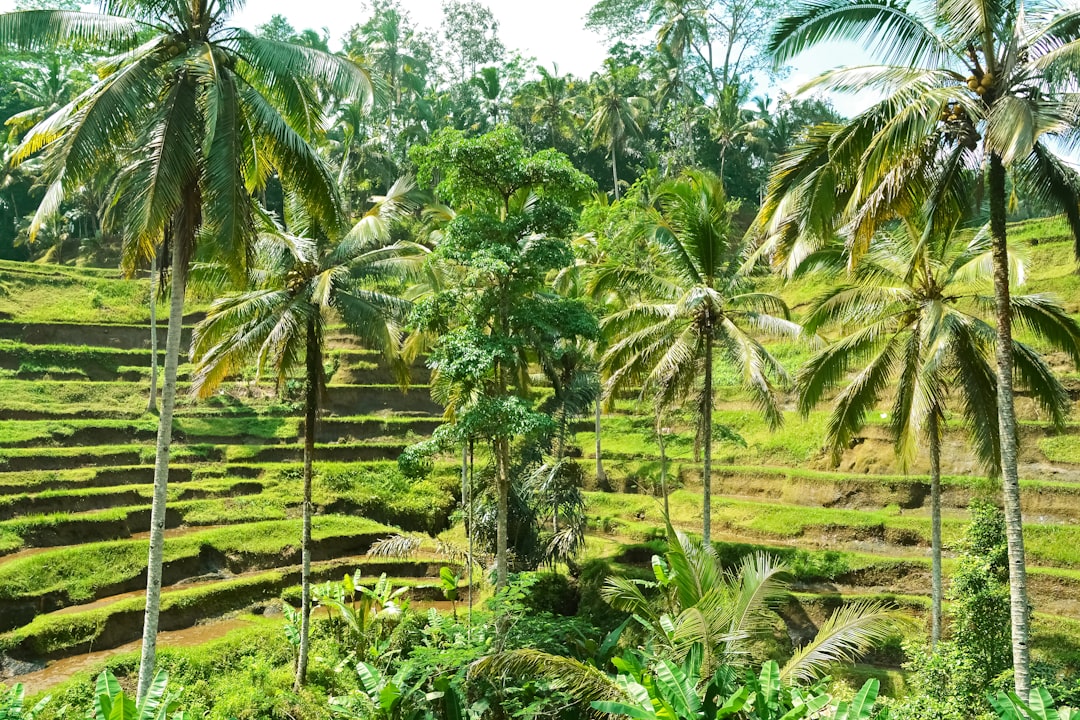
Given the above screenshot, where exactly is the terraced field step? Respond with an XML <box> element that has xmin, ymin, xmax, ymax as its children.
<box><xmin>0</xmin><ymin>516</ymin><xmax>397</xmax><ymax>631</ymax></box>
<box><xmin>582</xmin><ymin>461</ymin><xmax>1080</xmax><ymax>519</ymax></box>
<box><xmin>0</xmin><ymin>340</ymin><xmax>429</xmax><ymax>385</ymax></box>
<box><xmin>0</xmin><ymin>477</ymin><xmax>264</xmax><ymax>520</ymax></box>
<box><xmin>0</xmin><ymin>415</ymin><xmax>441</xmax><ymax>450</ymax></box>
<box><xmin>0</xmin><ymin>380</ymin><xmax>441</xmax><ymax>419</ymax></box>
<box><xmin>0</xmin><ymin>470</ymin><xmax>458</xmax><ymax>553</ymax></box>
<box><xmin>1</xmin><ymin>555</ymin><xmax>467</xmax><ymax>660</ymax></box>
<box><xmin>0</xmin><ymin>440</ymin><xmax>409</xmax><ymax>472</ymax></box>
<box><xmin>587</xmin><ymin>489</ymin><xmax>1080</xmax><ymax>570</ymax></box>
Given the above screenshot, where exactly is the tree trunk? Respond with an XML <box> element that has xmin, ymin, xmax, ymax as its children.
<box><xmin>136</xmin><ymin>222</ymin><xmax>188</xmax><ymax>702</ymax></box>
<box><xmin>611</xmin><ymin>153</ymin><xmax>621</xmax><ymax>201</ymax></box>
<box><xmin>930</xmin><ymin>414</ymin><xmax>943</xmax><ymax>647</ymax></box>
<box><xmin>595</xmin><ymin>397</ymin><xmax>607</xmax><ymax>487</ymax></box>
<box><xmin>495</xmin><ymin>436</ymin><xmax>509</xmax><ymax>593</ymax></box>
<box><xmin>294</xmin><ymin>318</ymin><xmax>318</xmax><ymax>689</ymax></box>
<box><xmin>702</xmin><ymin>332</ymin><xmax>713</xmax><ymax>546</ymax></box>
<box><xmin>988</xmin><ymin>152</ymin><xmax>1031</xmax><ymax>698</ymax></box>
<box><xmin>147</xmin><ymin>254</ymin><xmax>159</xmax><ymax>414</ymax></box>
<box><xmin>467</xmin><ymin>440</ymin><xmax>474</xmax><ymax>637</ymax></box>
<box><xmin>657</xmin><ymin>411</ymin><xmax>669</xmax><ymax>519</ymax></box>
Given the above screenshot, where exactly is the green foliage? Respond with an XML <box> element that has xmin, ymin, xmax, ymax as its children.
<box><xmin>891</xmin><ymin>501</ymin><xmax>1014</xmax><ymax>720</ymax></box>
<box><xmin>0</xmin><ymin>683</ymin><xmax>50</xmax><ymax>720</ymax></box>
<box><xmin>990</xmin><ymin>687</ymin><xmax>1076</xmax><ymax>720</ymax></box>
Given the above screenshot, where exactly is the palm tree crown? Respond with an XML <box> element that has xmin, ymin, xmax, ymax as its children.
<box><xmin>797</xmin><ymin>225</ymin><xmax>1080</xmax><ymax>471</ymax></box>
<box><xmin>1</xmin><ymin>0</ymin><xmax>371</xmax><ymax>266</ymax></box>
<box><xmin>598</xmin><ymin>169</ymin><xmax>800</xmax><ymax>544</ymax></box>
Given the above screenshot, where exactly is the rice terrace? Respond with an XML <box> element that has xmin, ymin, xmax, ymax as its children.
<box><xmin>2</xmin><ymin>0</ymin><xmax>1080</xmax><ymax>718</ymax></box>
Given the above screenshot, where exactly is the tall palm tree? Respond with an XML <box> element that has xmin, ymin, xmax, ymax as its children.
<box><xmin>470</xmin><ymin>66</ymin><xmax>507</xmax><ymax>126</ymax></box>
<box><xmin>521</xmin><ymin>64</ymin><xmax>580</xmax><ymax>148</ymax></box>
<box><xmin>598</xmin><ymin>170</ymin><xmax>800</xmax><ymax>545</ymax></box>
<box><xmin>0</xmin><ymin>2</ymin><xmax>373</xmax><ymax>699</ymax></box>
<box><xmin>585</xmin><ymin>62</ymin><xmax>648</xmax><ymax>200</ymax></box>
<box><xmin>761</xmin><ymin>0</ymin><xmax>1080</xmax><ymax>693</ymax></box>
<box><xmin>190</xmin><ymin>181</ymin><xmax>423</xmax><ymax>688</ymax></box>
<box><xmin>795</xmin><ymin>223</ymin><xmax>1080</xmax><ymax>645</ymax></box>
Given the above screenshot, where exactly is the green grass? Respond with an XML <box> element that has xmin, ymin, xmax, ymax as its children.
<box><xmin>585</xmin><ymin>489</ymin><xmax>1080</xmax><ymax>569</ymax></box>
<box><xmin>0</xmin><ymin>515</ymin><xmax>393</xmax><ymax>604</ymax></box>
<box><xmin>0</xmin><ymin>269</ymin><xmax>154</xmax><ymax>324</ymax></box>
<box><xmin>1039</xmin><ymin>435</ymin><xmax>1080</xmax><ymax>464</ymax></box>
<box><xmin>0</xmin><ymin>570</ymin><xmax>291</xmax><ymax>656</ymax></box>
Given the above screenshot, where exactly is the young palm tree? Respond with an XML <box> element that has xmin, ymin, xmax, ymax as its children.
<box><xmin>761</xmin><ymin>0</ymin><xmax>1080</xmax><ymax>693</ymax></box>
<box><xmin>190</xmin><ymin>181</ymin><xmax>424</xmax><ymax>688</ymax></box>
<box><xmin>795</xmin><ymin>223</ymin><xmax>1080</xmax><ymax>645</ymax></box>
<box><xmin>598</xmin><ymin>169</ymin><xmax>800</xmax><ymax>545</ymax></box>
<box><xmin>475</xmin><ymin>523</ymin><xmax>898</xmax><ymax>702</ymax></box>
<box><xmin>0</xmin><ymin>2</ymin><xmax>373</xmax><ymax>699</ymax></box>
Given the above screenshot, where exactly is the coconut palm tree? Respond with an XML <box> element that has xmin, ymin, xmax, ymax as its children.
<box><xmin>760</xmin><ymin>0</ymin><xmax>1080</xmax><ymax>693</ymax></box>
<box><xmin>585</xmin><ymin>62</ymin><xmax>648</xmax><ymax>200</ymax></box>
<box><xmin>190</xmin><ymin>181</ymin><xmax>424</xmax><ymax>688</ymax></box>
<box><xmin>795</xmin><ymin>222</ymin><xmax>1080</xmax><ymax>645</ymax></box>
<box><xmin>598</xmin><ymin>169</ymin><xmax>800</xmax><ymax>545</ymax></box>
<box><xmin>0</xmin><ymin>2</ymin><xmax>373</xmax><ymax>699</ymax></box>
<box><xmin>520</xmin><ymin>64</ymin><xmax>581</xmax><ymax>148</ymax></box>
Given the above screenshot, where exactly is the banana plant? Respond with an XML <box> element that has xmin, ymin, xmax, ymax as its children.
<box><xmin>439</xmin><ymin>566</ymin><xmax>461</xmax><ymax>619</ymax></box>
<box><xmin>315</xmin><ymin>573</ymin><xmax>410</xmax><ymax>659</ymax></box>
<box><xmin>990</xmin><ymin>688</ymin><xmax>1075</xmax><ymax>720</ymax></box>
<box><xmin>0</xmin><ymin>683</ymin><xmax>49</xmax><ymax>720</ymax></box>
<box><xmin>90</xmin><ymin>670</ymin><xmax>189</xmax><ymax>720</ymax></box>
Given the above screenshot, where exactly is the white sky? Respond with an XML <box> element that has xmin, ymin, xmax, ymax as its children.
<box><xmin>0</xmin><ymin>0</ymin><xmax>882</xmax><ymax>116</ymax></box>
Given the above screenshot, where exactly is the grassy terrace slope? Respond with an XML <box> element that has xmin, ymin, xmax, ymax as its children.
<box><xmin>2</xmin><ymin>216</ymin><xmax>1080</xmax><ymax>685</ymax></box>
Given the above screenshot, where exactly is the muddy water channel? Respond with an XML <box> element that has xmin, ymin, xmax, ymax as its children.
<box><xmin>14</xmin><ymin>618</ymin><xmax>255</xmax><ymax>695</ymax></box>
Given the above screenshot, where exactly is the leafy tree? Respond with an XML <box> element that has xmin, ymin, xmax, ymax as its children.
<box><xmin>0</xmin><ymin>1</ymin><xmax>372</xmax><ymax>698</ymax></box>
<box><xmin>440</xmin><ymin>0</ymin><xmax>505</xmax><ymax>82</ymax></box>
<box><xmin>762</xmin><ymin>0</ymin><xmax>1080</xmax><ymax>692</ymax></box>
<box><xmin>795</xmin><ymin>224</ymin><xmax>1080</xmax><ymax>644</ymax></box>
<box><xmin>598</xmin><ymin>169</ymin><xmax>798</xmax><ymax>544</ymax></box>
<box><xmin>191</xmin><ymin>183</ymin><xmax>421</xmax><ymax>686</ymax></box>
<box><xmin>896</xmin><ymin>501</ymin><xmax>1014</xmax><ymax>719</ymax></box>
<box><xmin>409</xmin><ymin>126</ymin><xmax>596</xmax><ymax>592</ymax></box>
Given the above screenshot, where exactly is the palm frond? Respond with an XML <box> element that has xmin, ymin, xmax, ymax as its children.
<box><xmin>779</xmin><ymin>601</ymin><xmax>901</xmax><ymax>684</ymax></box>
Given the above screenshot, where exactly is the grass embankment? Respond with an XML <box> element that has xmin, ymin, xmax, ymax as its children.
<box><xmin>0</xmin><ymin>461</ymin><xmax>458</xmax><ymax>553</ymax></box>
<box><xmin>0</xmin><ymin>555</ymin><xmax>452</xmax><ymax>658</ymax></box>
<box><xmin>0</xmin><ymin>516</ymin><xmax>393</xmax><ymax>607</ymax></box>
<box><xmin>585</xmin><ymin>489</ymin><xmax>1080</xmax><ymax>569</ymax></box>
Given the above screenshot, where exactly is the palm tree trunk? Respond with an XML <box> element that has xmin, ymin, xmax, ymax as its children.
<box><xmin>988</xmin><ymin>152</ymin><xmax>1031</xmax><ymax>698</ymax></box>
<box><xmin>135</xmin><ymin>221</ymin><xmax>189</xmax><ymax>702</ymax></box>
<box><xmin>595</xmin><ymin>397</ymin><xmax>607</xmax><ymax>487</ymax></box>
<box><xmin>467</xmin><ymin>439</ymin><xmax>474</xmax><ymax>638</ymax></box>
<box><xmin>657</xmin><ymin>411</ymin><xmax>669</xmax><ymax>519</ymax></box>
<box><xmin>611</xmin><ymin>153</ymin><xmax>621</xmax><ymax>200</ymax></box>
<box><xmin>930</xmin><ymin>414</ymin><xmax>943</xmax><ymax>647</ymax></box>
<box><xmin>702</xmin><ymin>332</ymin><xmax>713</xmax><ymax>546</ymax></box>
<box><xmin>295</xmin><ymin>318</ymin><xmax>318</xmax><ymax>689</ymax></box>
<box><xmin>495</xmin><ymin>436</ymin><xmax>509</xmax><ymax>594</ymax></box>
<box><xmin>147</xmin><ymin>254</ymin><xmax>159</xmax><ymax>414</ymax></box>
